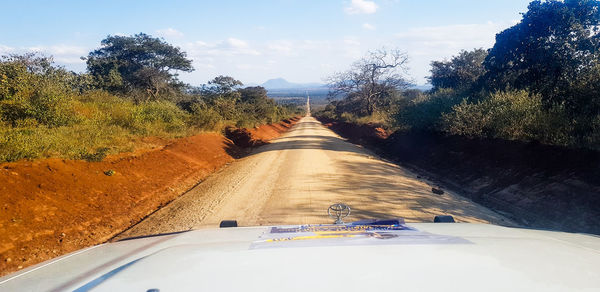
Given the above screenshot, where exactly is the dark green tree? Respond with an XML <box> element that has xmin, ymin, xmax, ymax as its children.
<box><xmin>429</xmin><ymin>48</ymin><xmax>488</xmax><ymax>92</ymax></box>
<box><xmin>197</xmin><ymin>76</ymin><xmax>244</xmax><ymax>120</ymax></box>
<box><xmin>200</xmin><ymin>75</ymin><xmax>243</xmax><ymax>102</ymax></box>
<box><xmin>207</xmin><ymin>75</ymin><xmax>243</xmax><ymax>96</ymax></box>
<box><xmin>483</xmin><ymin>0</ymin><xmax>600</xmax><ymax>112</ymax></box>
<box><xmin>238</xmin><ymin>86</ymin><xmax>268</xmax><ymax>103</ymax></box>
<box><xmin>86</xmin><ymin>33</ymin><xmax>193</xmax><ymax>101</ymax></box>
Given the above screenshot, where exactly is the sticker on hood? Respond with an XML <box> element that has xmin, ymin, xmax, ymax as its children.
<box><xmin>250</xmin><ymin>224</ymin><xmax>470</xmax><ymax>249</ymax></box>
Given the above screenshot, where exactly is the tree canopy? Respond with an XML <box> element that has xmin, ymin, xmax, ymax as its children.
<box><xmin>86</xmin><ymin>33</ymin><xmax>193</xmax><ymax>100</ymax></box>
<box><xmin>429</xmin><ymin>48</ymin><xmax>488</xmax><ymax>92</ymax></box>
<box><xmin>483</xmin><ymin>0</ymin><xmax>600</xmax><ymax>112</ymax></box>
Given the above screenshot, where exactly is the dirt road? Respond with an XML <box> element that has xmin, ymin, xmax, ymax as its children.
<box><xmin>116</xmin><ymin>116</ymin><xmax>511</xmax><ymax>239</ymax></box>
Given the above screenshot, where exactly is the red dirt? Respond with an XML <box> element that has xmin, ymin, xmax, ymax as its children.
<box><xmin>224</xmin><ymin>118</ymin><xmax>301</xmax><ymax>148</ymax></box>
<box><xmin>319</xmin><ymin>119</ymin><xmax>391</xmax><ymax>144</ymax></box>
<box><xmin>249</xmin><ymin>118</ymin><xmax>300</xmax><ymax>141</ymax></box>
<box><xmin>0</xmin><ymin>117</ymin><xmax>299</xmax><ymax>276</ymax></box>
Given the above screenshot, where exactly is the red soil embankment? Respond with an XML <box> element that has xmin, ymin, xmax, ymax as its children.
<box><xmin>0</xmin><ymin>117</ymin><xmax>300</xmax><ymax>276</ymax></box>
<box><xmin>318</xmin><ymin>117</ymin><xmax>600</xmax><ymax>235</ymax></box>
<box><xmin>224</xmin><ymin>118</ymin><xmax>300</xmax><ymax>148</ymax></box>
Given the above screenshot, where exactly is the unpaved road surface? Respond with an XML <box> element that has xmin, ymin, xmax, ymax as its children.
<box><xmin>116</xmin><ymin>117</ymin><xmax>512</xmax><ymax>239</ymax></box>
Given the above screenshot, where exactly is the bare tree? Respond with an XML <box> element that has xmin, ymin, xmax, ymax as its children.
<box><xmin>326</xmin><ymin>48</ymin><xmax>410</xmax><ymax>116</ymax></box>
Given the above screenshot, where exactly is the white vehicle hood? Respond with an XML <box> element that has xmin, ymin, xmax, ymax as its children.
<box><xmin>1</xmin><ymin>223</ymin><xmax>599</xmax><ymax>291</ymax></box>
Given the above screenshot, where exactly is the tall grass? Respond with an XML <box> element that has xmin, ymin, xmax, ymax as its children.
<box><xmin>0</xmin><ymin>57</ymin><xmax>300</xmax><ymax>162</ymax></box>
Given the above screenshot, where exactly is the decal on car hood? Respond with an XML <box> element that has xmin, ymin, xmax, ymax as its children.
<box><xmin>250</xmin><ymin>224</ymin><xmax>470</xmax><ymax>249</ymax></box>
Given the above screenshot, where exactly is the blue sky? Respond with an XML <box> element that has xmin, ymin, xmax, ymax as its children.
<box><xmin>0</xmin><ymin>0</ymin><xmax>532</xmax><ymax>85</ymax></box>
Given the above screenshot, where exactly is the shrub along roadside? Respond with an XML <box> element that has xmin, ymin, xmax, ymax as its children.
<box><xmin>441</xmin><ymin>90</ymin><xmax>575</xmax><ymax>147</ymax></box>
<box><xmin>317</xmin><ymin>88</ymin><xmax>600</xmax><ymax>151</ymax></box>
<box><xmin>0</xmin><ymin>56</ymin><xmax>301</xmax><ymax>163</ymax></box>
<box><xmin>0</xmin><ymin>93</ymin><xmax>299</xmax><ymax>162</ymax></box>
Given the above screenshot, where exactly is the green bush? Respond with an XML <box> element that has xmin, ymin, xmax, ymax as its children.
<box><xmin>0</xmin><ymin>55</ymin><xmax>78</xmax><ymax>127</ymax></box>
<box><xmin>0</xmin><ymin>124</ymin><xmax>134</xmax><ymax>162</ymax></box>
<box><xmin>0</xmin><ymin>54</ymin><xmax>301</xmax><ymax>162</ymax></box>
<box><xmin>188</xmin><ymin>103</ymin><xmax>223</xmax><ymax>131</ymax></box>
<box><xmin>441</xmin><ymin>90</ymin><xmax>573</xmax><ymax>146</ymax></box>
<box><xmin>0</xmin><ymin>127</ymin><xmax>44</xmax><ymax>162</ymax></box>
<box><xmin>133</xmin><ymin>101</ymin><xmax>188</xmax><ymax>134</ymax></box>
<box><xmin>396</xmin><ymin>88</ymin><xmax>463</xmax><ymax>131</ymax></box>
<box><xmin>29</xmin><ymin>85</ymin><xmax>77</xmax><ymax>127</ymax></box>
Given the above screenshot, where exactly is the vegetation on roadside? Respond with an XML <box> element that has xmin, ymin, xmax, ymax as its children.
<box><xmin>318</xmin><ymin>0</ymin><xmax>600</xmax><ymax>150</ymax></box>
<box><xmin>0</xmin><ymin>35</ymin><xmax>301</xmax><ymax>162</ymax></box>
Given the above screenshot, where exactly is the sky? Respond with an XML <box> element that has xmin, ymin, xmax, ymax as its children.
<box><xmin>0</xmin><ymin>0</ymin><xmax>532</xmax><ymax>86</ymax></box>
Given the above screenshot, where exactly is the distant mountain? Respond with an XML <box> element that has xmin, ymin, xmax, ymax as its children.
<box><xmin>260</xmin><ymin>78</ymin><xmax>326</xmax><ymax>89</ymax></box>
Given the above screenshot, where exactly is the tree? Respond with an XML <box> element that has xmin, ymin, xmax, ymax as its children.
<box><xmin>482</xmin><ymin>0</ymin><xmax>600</xmax><ymax>112</ymax></box>
<box><xmin>206</xmin><ymin>75</ymin><xmax>243</xmax><ymax>96</ymax></box>
<box><xmin>0</xmin><ymin>54</ymin><xmax>77</xmax><ymax>127</ymax></box>
<box><xmin>429</xmin><ymin>48</ymin><xmax>488</xmax><ymax>91</ymax></box>
<box><xmin>238</xmin><ymin>86</ymin><xmax>268</xmax><ymax>103</ymax></box>
<box><xmin>200</xmin><ymin>75</ymin><xmax>243</xmax><ymax>102</ymax></box>
<box><xmin>86</xmin><ymin>33</ymin><xmax>193</xmax><ymax>101</ymax></box>
<box><xmin>196</xmin><ymin>76</ymin><xmax>244</xmax><ymax>120</ymax></box>
<box><xmin>326</xmin><ymin>48</ymin><xmax>410</xmax><ymax>116</ymax></box>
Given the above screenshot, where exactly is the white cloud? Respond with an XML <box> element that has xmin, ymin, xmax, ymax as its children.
<box><xmin>395</xmin><ymin>22</ymin><xmax>502</xmax><ymax>50</ymax></box>
<box><xmin>343</xmin><ymin>38</ymin><xmax>360</xmax><ymax>46</ymax></box>
<box><xmin>267</xmin><ymin>40</ymin><xmax>294</xmax><ymax>55</ymax></box>
<box><xmin>236</xmin><ymin>63</ymin><xmax>254</xmax><ymax>70</ymax></box>
<box><xmin>342</xmin><ymin>37</ymin><xmax>362</xmax><ymax>58</ymax></box>
<box><xmin>3</xmin><ymin>21</ymin><xmax>512</xmax><ymax>86</ymax></box>
<box><xmin>195</xmin><ymin>63</ymin><xmax>216</xmax><ymax>69</ymax></box>
<box><xmin>0</xmin><ymin>44</ymin><xmax>16</xmax><ymax>55</ymax></box>
<box><xmin>176</xmin><ymin>37</ymin><xmax>372</xmax><ymax>84</ymax></box>
<box><xmin>345</xmin><ymin>0</ymin><xmax>378</xmax><ymax>15</ymax></box>
<box><xmin>1</xmin><ymin>44</ymin><xmax>88</xmax><ymax>64</ymax></box>
<box><xmin>362</xmin><ymin>23</ymin><xmax>376</xmax><ymax>30</ymax></box>
<box><xmin>183</xmin><ymin>37</ymin><xmax>261</xmax><ymax>59</ymax></box>
<box><xmin>224</xmin><ymin>37</ymin><xmax>248</xmax><ymax>49</ymax></box>
<box><xmin>45</xmin><ymin>45</ymin><xmax>87</xmax><ymax>56</ymax></box>
<box><xmin>5</xmin><ymin>37</ymin><xmax>366</xmax><ymax>85</ymax></box>
<box><xmin>156</xmin><ymin>28</ymin><xmax>184</xmax><ymax>38</ymax></box>
<box><xmin>395</xmin><ymin>21</ymin><xmax>512</xmax><ymax>83</ymax></box>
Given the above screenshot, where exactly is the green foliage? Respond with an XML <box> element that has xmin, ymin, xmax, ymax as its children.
<box><xmin>396</xmin><ymin>88</ymin><xmax>463</xmax><ymax>131</ymax></box>
<box><xmin>188</xmin><ymin>103</ymin><xmax>223</xmax><ymax>131</ymax></box>
<box><xmin>188</xmin><ymin>79</ymin><xmax>298</xmax><ymax>129</ymax></box>
<box><xmin>133</xmin><ymin>101</ymin><xmax>187</xmax><ymax>134</ymax></box>
<box><xmin>86</xmin><ymin>33</ymin><xmax>193</xmax><ymax>101</ymax></box>
<box><xmin>315</xmin><ymin>103</ymin><xmax>338</xmax><ymax>120</ymax></box>
<box><xmin>441</xmin><ymin>90</ymin><xmax>573</xmax><ymax>146</ymax></box>
<box><xmin>483</xmin><ymin>0</ymin><xmax>600</xmax><ymax>113</ymax></box>
<box><xmin>79</xmin><ymin>147</ymin><xmax>110</xmax><ymax>162</ymax></box>
<box><xmin>0</xmin><ymin>124</ymin><xmax>133</xmax><ymax>162</ymax></box>
<box><xmin>429</xmin><ymin>48</ymin><xmax>488</xmax><ymax>92</ymax></box>
<box><xmin>0</xmin><ymin>54</ymin><xmax>77</xmax><ymax>127</ymax></box>
<box><xmin>206</xmin><ymin>75</ymin><xmax>244</xmax><ymax>96</ymax></box>
<box><xmin>0</xmin><ymin>63</ymin><xmax>300</xmax><ymax>162</ymax></box>
<box><xmin>0</xmin><ymin>39</ymin><xmax>301</xmax><ymax>163</ymax></box>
